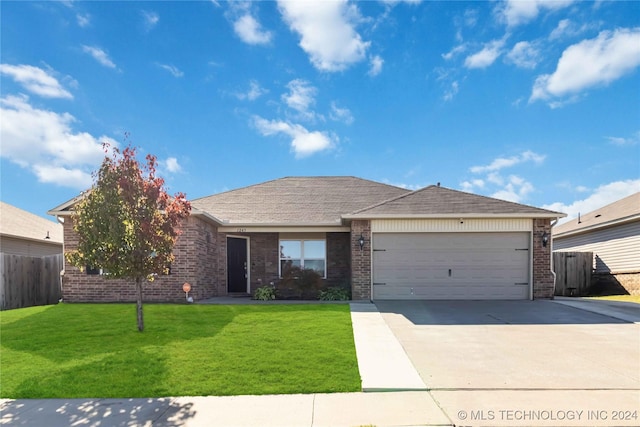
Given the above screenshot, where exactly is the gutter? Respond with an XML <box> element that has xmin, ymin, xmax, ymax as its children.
<box><xmin>342</xmin><ymin>212</ymin><xmax>566</xmax><ymax>220</ymax></box>
<box><xmin>553</xmin><ymin>213</ymin><xmax>640</xmax><ymax>239</ymax></box>
<box><xmin>550</xmin><ymin>217</ymin><xmax>559</xmax><ymax>298</ymax></box>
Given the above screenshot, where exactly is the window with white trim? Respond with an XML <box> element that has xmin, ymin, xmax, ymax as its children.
<box><xmin>279</xmin><ymin>239</ymin><xmax>326</xmax><ymax>278</ymax></box>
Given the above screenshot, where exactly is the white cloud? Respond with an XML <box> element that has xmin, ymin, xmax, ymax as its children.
<box><xmin>156</xmin><ymin>63</ymin><xmax>184</xmax><ymax>78</ymax></box>
<box><xmin>0</xmin><ymin>95</ymin><xmax>117</xmax><ymax>189</ymax></box>
<box><xmin>0</xmin><ymin>64</ymin><xmax>73</xmax><ymax>99</ymax></box>
<box><xmin>550</xmin><ymin>19</ymin><xmax>571</xmax><ymax>40</ymax></box>
<box><xmin>282</xmin><ymin>79</ymin><xmax>317</xmax><ymax>119</ymax></box>
<box><xmin>464</xmin><ymin>151</ymin><xmax>545</xmax><ymax>203</ymax></box>
<box><xmin>76</xmin><ymin>13</ymin><xmax>91</xmax><ymax>28</ymax></box>
<box><xmin>141</xmin><ymin>10</ymin><xmax>159</xmax><ymax>31</ymax></box>
<box><xmin>368</xmin><ymin>55</ymin><xmax>384</xmax><ymax>76</ymax></box>
<box><xmin>236</xmin><ymin>80</ymin><xmax>268</xmax><ymax>101</ymax></box>
<box><xmin>464</xmin><ymin>39</ymin><xmax>505</xmax><ymax>69</ymax></box>
<box><xmin>549</xmin><ymin>18</ymin><xmax>595</xmax><ymax>41</ymax></box>
<box><xmin>380</xmin><ymin>0</ymin><xmax>422</xmax><ymax>4</ymax></box>
<box><xmin>460</xmin><ymin>179</ymin><xmax>485</xmax><ymax>192</ymax></box>
<box><xmin>491</xmin><ymin>175</ymin><xmax>534</xmax><ymax>203</ymax></box>
<box><xmin>164</xmin><ymin>157</ymin><xmax>182</xmax><ymax>173</ymax></box>
<box><xmin>470</xmin><ymin>150</ymin><xmax>545</xmax><ymax>173</ymax></box>
<box><xmin>606</xmin><ymin>131</ymin><xmax>640</xmax><ymax>146</ymax></box>
<box><xmin>253</xmin><ymin>116</ymin><xmax>334</xmax><ymax>158</ymax></box>
<box><xmin>442</xmin><ymin>44</ymin><xmax>467</xmax><ymax>61</ymax></box>
<box><xmin>531</xmin><ymin>28</ymin><xmax>640</xmax><ymax>104</ymax></box>
<box><xmin>544</xmin><ymin>179</ymin><xmax>640</xmax><ymax>223</ymax></box>
<box><xmin>498</xmin><ymin>0</ymin><xmax>575</xmax><ymax>28</ymax></box>
<box><xmin>506</xmin><ymin>41</ymin><xmax>540</xmax><ymax>69</ymax></box>
<box><xmin>81</xmin><ymin>45</ymin><xmax>117</xmax><ymax>69</ymax></box>
<box><xmin>277</xmin><ymin>0</ymin><xmax>370</xmax><ymax>72</ymax></box>
<box><xmin>443</xmin><ymin>81</ymin><xmax>459</xmax><ymax>101</ymax></box>
<box><xmin>380</xmin><ymin>179</ymin><xmax>426</xmax><ymax>191</ymax></box>
<box><xmin>329</xmin><ymin>102</ymin><xmax>354</xmax><ymax>125</ymax></box>
<box><xmin>233</xmin><ymin>14</ymin><xmax>273</xmax><ymax>45</ymax></box>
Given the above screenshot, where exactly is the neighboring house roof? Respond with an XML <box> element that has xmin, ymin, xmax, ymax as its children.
<box><xmin>344</xmin><ymin>185</ymin><xmax>565</xmax><ymax>219</ymax></box>
<box><xmin>553</xmin><ymin>192</ymin><xmax>640</xmax><ymax>238</ymax></box>
<box><xmin>0</xmin><ymin>201</ymin><xmax>63</xmax><ymax>244</ymax></box>
<box><xmin>191</xmin><ymin>176</ymin><xmax>410</xmax><ymax>225</ymax></box>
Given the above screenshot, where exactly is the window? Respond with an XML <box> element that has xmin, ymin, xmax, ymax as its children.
<box><xmin>280</xmin><ymin>239</ymin><xmax>326</xmax><ymax>278</ymax></box>
<box><xmin>86</xmin><ymin>266</ymin><xmax>108</xmax><ymax>275</ymax></box>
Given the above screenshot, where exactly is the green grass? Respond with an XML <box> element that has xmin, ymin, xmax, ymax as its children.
<box><xmin>0</xmin><ymin>303</ymin><xmax>361</xmax><ymax>398</ymax></box>
<box><xmin>587</xmin><ymin>295</ymin><xmax>640</xmax><ymax>304</ymax></box>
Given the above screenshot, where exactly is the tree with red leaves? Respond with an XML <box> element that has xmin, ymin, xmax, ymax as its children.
<box><xmin>66</xmin><ymin>143</ymin><xmax>191</xmax><ymax>331</ymax></box>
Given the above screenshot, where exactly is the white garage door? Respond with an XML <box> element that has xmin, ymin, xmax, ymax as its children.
<box><xmin>372</xmin><ymin>232</ymin><xmax>530</xmax><ymax>300</ymax></box>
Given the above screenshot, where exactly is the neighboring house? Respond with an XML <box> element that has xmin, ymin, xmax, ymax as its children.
<box><xmin>0</xmin><ymin>201</ymin><xmax>63</xmax><ymax>257</ymax></box>
<box><xmin>48</xmin><ymin>177</ymin><xmax>565</xmax><ymax>302</ymax></box>
<box><xmin>553</xmin><ymin>192</ymin><xmax>640</xmax><ymax>295</ymax></box>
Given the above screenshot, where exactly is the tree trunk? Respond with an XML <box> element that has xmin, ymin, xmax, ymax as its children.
<box><xmin>135</xmin><ymin>276</ymin><xmax>144</xmax><ymax>332</ymax></box>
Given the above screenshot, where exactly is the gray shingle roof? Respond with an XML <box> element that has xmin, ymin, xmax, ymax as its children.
<box><xmin>554</xmin><ymin>192</ymin><xmax>640</xmax><ymax>237</ymax></box>
<box><xmin>345</xmin><ymin>185</ymin><xmax>565</xmax><ymax>218</ymax></box>
<box><xmin>191</xmin><ymin>177</ymin><xmax>410</xmax><ymax>225</ymax></box>
<box><xmin>1</xmin><ymin>201</ymin><xmax>63</xmax><ymax>244</ymax></box>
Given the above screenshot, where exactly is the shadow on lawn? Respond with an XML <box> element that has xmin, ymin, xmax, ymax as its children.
<box><xmin>0</xmin><ymin>397</ymin><xmax>196</xmax><ymax>426</ymax></box>
<box><xmin>0</xmin><ymin>304</ymin><xmax>239</xmax><ymax>364</ymax></box>
<box><xmin>11</xmin><ymin>349</ymin><xmax>170</xmax><ymax>399</ymax></box>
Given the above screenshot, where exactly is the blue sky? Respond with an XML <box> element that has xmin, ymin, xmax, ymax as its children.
<box><xmin>1</xmin><ymin>0</ymin><xmax>639</xmax><ymax>224</ymax></box>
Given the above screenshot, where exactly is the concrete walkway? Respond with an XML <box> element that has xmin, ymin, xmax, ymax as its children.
<box><xmin>350</xmin><ymin>302</ymin><xmax>427</xmax><ymax>392</ymax></box>
<box><xmin>552</xmin><ymin>296</ymin><xmax>640</xmax><ymax>323</ymax></box>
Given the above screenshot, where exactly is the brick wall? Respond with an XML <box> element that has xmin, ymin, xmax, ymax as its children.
<box><xmin>61</xmin><ymin>215</ymin><xmax>219</xmax><ymax>302</ymax></box>
<box><xmin>326</xmin><ymin>232</ymin><xmax>351</xmax><ymax>288</ymax></box>
<box><xmin>350</xmin><ymin>220</ymin><xmax>371</xmax><ymax>300</ymax></box>
<box><xmin>533</xmin><ymin>218</ymin><xmax>554</xmax><ymax>299</ymax></box>
<box><xmin>249</xmin><ymin>233</ymin><xmax>279</xmax><ymax>291</ymax></box>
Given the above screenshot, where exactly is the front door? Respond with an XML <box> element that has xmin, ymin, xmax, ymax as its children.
<box><xmin>227</xmin><ymin>237</ymin><xmax>248</xmax><ymax>293</ymax></box>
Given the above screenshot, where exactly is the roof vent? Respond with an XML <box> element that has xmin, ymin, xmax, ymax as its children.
<box><xmin>437</xmin><ymin>182</ymin><xmax>440</xmax><ymax>187</ymax></box>
<box><xmin>595</xmin><ymin>214</ymin><xmax>602</xmax><ymax>218</ymax></box>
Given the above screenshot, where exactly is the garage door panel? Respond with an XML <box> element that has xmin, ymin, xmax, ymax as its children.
<box><xmin>373</xmin><ymin>232</ymin><xmax>530</xmax><ymax>300</ymax></box>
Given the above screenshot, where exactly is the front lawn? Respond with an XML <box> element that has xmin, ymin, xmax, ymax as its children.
<box><xmin>587</xmin><ymin>295</ymin><xmax>640</xmax><ymax>304</ymax></box>
<box><xmin>0</xmin><ymin>303</ymin><xmax>361</xmax><ymax>398</ymax></box>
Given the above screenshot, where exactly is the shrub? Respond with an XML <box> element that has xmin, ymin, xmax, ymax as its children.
<box><xmin>253</xmin><ymin>286</ymin><xmax>276</xmax><ymax>301</ymax></box>
<box><xmin>319</xmin><ymin>287</ymin><xmax>351</xmax><ymax>301</ymax></box>
<box><xmin>277</xmin><ymin>266</ymin><xmax>323</xmax><ymax>299</ymax></box>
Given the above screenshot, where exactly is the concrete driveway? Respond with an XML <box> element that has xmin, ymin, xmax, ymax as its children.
<box><xmin>375</xmin><ymin>300</ymin><xmax>640</xmax><ymax>390</ymax></box>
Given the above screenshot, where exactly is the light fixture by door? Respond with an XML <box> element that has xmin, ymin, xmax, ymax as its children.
<box><xmin>357</xmin><ymin>234</ymin><xmax>365</xmax><ymax>250</ymax></box>
<box><xmin>541</xmin><ymin>231</ymin><xmax>549</xmax><ymax>247</ymax></box>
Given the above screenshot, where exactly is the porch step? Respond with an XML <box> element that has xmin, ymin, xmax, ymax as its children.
<box><xmin>228</xmin><ymin>293</ymin><xmax>251</xmax><ymax>298</ymax></box>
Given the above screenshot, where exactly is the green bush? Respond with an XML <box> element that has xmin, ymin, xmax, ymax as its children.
<box><xmin>253</xmin><ymin>286</ymin><xmax>276</xmax><ymax>301</ymax></box>
<box><xmin>319</xmin><ymin>287</ymin><xmax>351</xmax><ymax>301</ymax></box>
<box><xmin>277</xmin><ymin>266</ymin><xmax>323</xmax><ymax>299</ymax></box>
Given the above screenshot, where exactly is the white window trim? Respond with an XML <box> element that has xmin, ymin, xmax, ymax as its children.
<box><xmin>279</xmin><ymin>239</ymin><xmax>327</xmax><ymax>278</ymax></box>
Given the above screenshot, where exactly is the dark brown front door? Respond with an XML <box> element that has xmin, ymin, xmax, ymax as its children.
<box><xmin>227</xmin><ymin>237</ymin><xmax>248</xmax><ymax>293</ymax></box>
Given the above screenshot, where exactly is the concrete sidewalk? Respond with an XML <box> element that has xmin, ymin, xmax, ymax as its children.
<box><xmin>0</xmin><ymin>392</ymin><xmax>453</xmax><ymax>427</ymax></box>
<box><xmin>552</xmin><ymin>297</ymin><xmax>640</xmax><ymax>323</ymax></box>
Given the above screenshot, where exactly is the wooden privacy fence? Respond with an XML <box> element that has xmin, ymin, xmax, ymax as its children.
<box><xmin>0</xmin><ymin>253</ymin><xmax>63</xmax><ymax>310</ymax></box>
<box><xmin>554</xmin><ymin>251</ymin><xmax>593</xmax><ymax>296</ymax></box>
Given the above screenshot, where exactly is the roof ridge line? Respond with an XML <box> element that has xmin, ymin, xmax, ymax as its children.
<box><xmin>349</xmin><ymin>185</ymin><xmax>435</xmax><ymax>215</ymax></box>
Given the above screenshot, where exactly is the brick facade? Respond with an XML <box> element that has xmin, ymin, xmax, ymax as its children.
<box><xmin>326</xmin><ymin>232</ymin><xmax>351</xmax><ymax>288</ymax></box>
<box><xmin>61</xmin><ymin>216</ymin><xmax>219</xmax><ymax>302</ymax></box>
<box><xmin>61</xmin><ymin>215</ymin><xmax>556</xmax><ymax>302</ymax></box>
<box><xmin>62</xmin><ymin>223</ymin><xmax>353</xmax><ymax>302</ymax></box>
<box><xmin>350</xmin><ymin>220</ymin><xmax>372</xmax><ymax>300</ymax></box>
<box><xmin>533</xmin><ymin>218</ymin><xmax>554</xmax><ymax>299</ymax></box>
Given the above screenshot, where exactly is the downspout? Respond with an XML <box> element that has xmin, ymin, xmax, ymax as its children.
<box><xmin>56</xmin><ymin>215</ymin><xmax>65</xmax><ymax>302</ymax></box>
<box><xmin>549</xmin><ymin>217</ymin><xmax>559</xmax><ymax>299</ymax></box>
